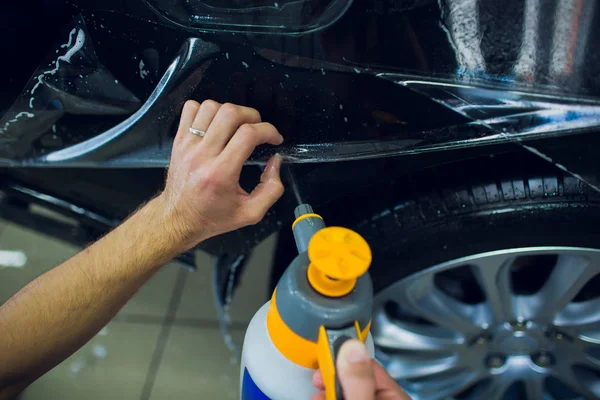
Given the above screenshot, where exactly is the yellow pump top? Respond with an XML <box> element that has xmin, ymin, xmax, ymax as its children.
<box><xmin>307</xmin><ymin>227</ymin><xmax>372</xmax><ymax>297</ymax></box>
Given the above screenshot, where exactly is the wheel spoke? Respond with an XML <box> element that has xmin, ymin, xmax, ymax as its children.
<box><xmin>404</xmin><ymin>370</ymin><xmax>485</xmax><ymax>400</ymax></box>
<box><xmin>555</xmin><ymin>297</ymin><xmax>600</xmax><ymax>327</ymax></box>
<box><xmin>374</xmin><ymin>248</ymin><xmax>600</xmax><ymax>400</ymax></box>
<box><xmin>385</xmin><ymin>355</ymin><xmax>460</xmax><ymax>380</ymax></box>
<box><xmin>523</xmin><ymin>375</ymin><xmax>546</xmax><ymax>400</ymax></box>
<box><xmin>470</xmin><ymin>255</ymin><xmax>515</xmax><ymax>323</ymax></box>
<box><xmin>398</xmin><ymin>274</ymin><xmax>483</xmax><ymax>336</ymax></box>
<box><xmin>526</xmin><ymin>255</ymin><xmax>597</xmax><ymax>323</ymax></box>
<box><xmin>372</xmin><ymin>310</ymin><xmax>464</xmax><ymax>352</ymax></box>
<box><xmin>551</xmin><ymin>363</ymin><xmax>599</xmax><ymax>398</ymax></box>
<box><xmin>579</xmin><ymin>355</ymin><xmax>600</xmax><ymax>372</ymax></box>
<box><xmin>576</xmin><ymin>323</ymin><xmax>600</xmax><ymax>346</ymax></box>
<box><xmin>468</xmin><ymin>375</ymin><xmax>513</xmax><ymax>400</ymax></box>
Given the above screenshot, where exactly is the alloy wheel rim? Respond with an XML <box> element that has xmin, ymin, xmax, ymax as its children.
<box><xmin>372</xmin><ymin>247</ymin><xmax>600</xmax><ymax>400</ymax></box>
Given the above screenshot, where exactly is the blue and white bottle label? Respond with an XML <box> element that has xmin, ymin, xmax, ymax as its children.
<box><xmin>241</xmin><ymin>368</ymin><xmax>270</xmax><ymax>400</ymax></box>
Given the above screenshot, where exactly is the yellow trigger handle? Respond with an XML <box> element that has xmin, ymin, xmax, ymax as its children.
<box><xmin>317</xmin><ymin>321</ymin><xmax>367</xmax><ymax>400</ymax></box>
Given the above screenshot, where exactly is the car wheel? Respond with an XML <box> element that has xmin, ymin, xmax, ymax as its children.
<box><xmin>359</xmin><ymin>168</ymin><xmax>600</xmax><ymax>400</ymax></box>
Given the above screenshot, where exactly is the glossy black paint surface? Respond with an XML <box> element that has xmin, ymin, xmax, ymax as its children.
<box><xmin>2</xmin><ymin>0</ymin><xmax>600</xmax><ymax>166</ymax></box>
<box><xmin>2</xmin><ymin>0</ymin><xmax>600</xmax><ymax>255</ymax></box>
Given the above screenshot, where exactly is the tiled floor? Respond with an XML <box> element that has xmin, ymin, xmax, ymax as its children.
<box><xmin>0</xmin><ymin>218</ymin><xmax>277</xmax><ymax>400</ymax></box>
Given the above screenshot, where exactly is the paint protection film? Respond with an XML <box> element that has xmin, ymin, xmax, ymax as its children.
<box><xmin>0</xmin><ymin>15</ymin><xmax>142</xmax><ymax>163</ymax></box>
<box><xmin>144</xmin><ymin>0</ymin><xmax>353</xmax><ymax>34</ymax></box>
<box><xmin>1</xmin><ymin>0</ymin><xmax>600</xmax><ymax>192</ymax></box>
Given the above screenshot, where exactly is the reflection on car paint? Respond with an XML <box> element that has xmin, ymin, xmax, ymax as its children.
<box><xmin>439</xmin><ymin>0</ymin><xmax>486</xmax><ymax>74</ymax></box>
<box><xmin>1</xmin><ymin>0</ymin><xmax>600</xmax><ymax>195</ymax></box>
<box><xmin>146</xmin><ymin>0</ymin><xmax>354</xmax><ymax>35</ymax></box>
<box><xmin>0</xmin><ymin>15</ymin><xmax>140</xmax><ymax>160</ymax></box>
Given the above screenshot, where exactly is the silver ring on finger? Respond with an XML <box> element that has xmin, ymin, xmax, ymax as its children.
<box><xmin>189</xmin><ymin>127</ymin><xmax>206</xmax><ymax>137</ymax></box>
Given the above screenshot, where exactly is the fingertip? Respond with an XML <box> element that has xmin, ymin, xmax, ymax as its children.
<box><xmin>338</xmin><ymin>340</ymin><xmax>371</xmax><ymax>368</ymax></box>
<box><xmin>262</xmin><ymin>154</ymin><xmax>283</xmax><ymax>179</ymax></box>
<box><xmin>274</xmin><ymin>133</ymin><xmax>284</xmax><ymax>145</ymax></box>
<box><xmin>272</xmin><ymin>153</ymin><xmax>283</xmax><ymax>172</ymax></box>
<box><xmin>335</xmin><ymin>340</ymin><xmax>375</xmax><ymax>399</ymax></box>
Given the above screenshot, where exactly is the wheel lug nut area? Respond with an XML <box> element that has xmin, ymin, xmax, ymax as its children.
<box><xmin>486</xmin><ymin>354</ymin><xmax>506</xmax><ymax>369</ymax></box>
<box><xmin>507</xmin><ymin>319</ymin><xmax>531</xmax><ymax>331</ymax></box>
<box><xmin>532</xmin><ymin>352</ymin><xmax>554</xmax><ymax>367</ymax></box>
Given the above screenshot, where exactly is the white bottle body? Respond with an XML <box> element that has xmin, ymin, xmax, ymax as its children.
<box><xmin>240</xmin><ymin>301</ymin><xmax>374</xmax><ymax>400</ymax></box>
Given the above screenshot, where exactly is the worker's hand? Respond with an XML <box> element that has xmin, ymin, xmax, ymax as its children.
<box><xmin>158</xmin><ymin>100</ymin><xmax>284</xmax><ymax>250</ymax></box>
<box><xmin>311</xmin><ymin>340</ymin><xmax>412</xmax><ymax>400</ymax></box>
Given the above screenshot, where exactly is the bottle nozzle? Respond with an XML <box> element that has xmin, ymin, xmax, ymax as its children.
<box><xmin>307</xmin><ymin>227</ymin><xmax>372</xmax><ymax>297</ymax></box>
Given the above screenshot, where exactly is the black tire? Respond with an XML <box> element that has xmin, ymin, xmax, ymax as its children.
<box><xmin>272</xmin><ymin>152</ymin><xmax>600</xmax><ymax>291</ymax></box>
<box><xmin>354</xmin><ymin>162</ymin><xmax>600</xmax><ymax>294</ymax></box>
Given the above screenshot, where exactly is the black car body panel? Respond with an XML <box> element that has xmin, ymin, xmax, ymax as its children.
<box><xmin>2</xmin><ymin>0</ymin><xmax>600</xmax><ymax>260</ymax></box>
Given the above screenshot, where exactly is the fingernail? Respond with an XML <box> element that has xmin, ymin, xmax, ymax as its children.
<box><xmin>268</xmin><ymin>154</ymin><xmax>282</xmax><ymax>171</ymax></box>
<box><xmin>342</xmin><ymin>340</ymin><xmax>370</xmax><ymax>364</ymax></box>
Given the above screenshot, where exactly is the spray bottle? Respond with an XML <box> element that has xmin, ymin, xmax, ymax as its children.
<box><xmin>240</xmin><ymin>204</ymin><xmax>374</xmax><ymax>400</ymax></box>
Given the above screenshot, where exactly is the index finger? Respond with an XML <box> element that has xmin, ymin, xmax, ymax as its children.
<box><xmin>217</xmin><ymin>122</ymin><xmax>283</xmax><ymax>177</ymax></box>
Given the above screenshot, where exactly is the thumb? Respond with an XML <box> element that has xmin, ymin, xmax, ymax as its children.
<box><xmin>245</xmin><ymin>154</ymin><xmax>284</xmax><ymax>223</ymax></box>
<box><xmin>336</xmin><ymin>340</ymin><xmax>376</xmax><ymax>400</ymax></box>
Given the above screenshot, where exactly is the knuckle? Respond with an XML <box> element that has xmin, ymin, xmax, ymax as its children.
<box><xmin>184</xmin><ymin>100</ymin><xmax>200</xmax><ymax>112</ymax></box>
<box><xmin>238</xmin><ymin>124</ymin><xmax>258</xmax><ymax>145</ymax></box>
<box><xmin>262</xmin><ymin>122</ymin><xmax>276</xmax><ymax>131</ymax></box>
<box><xmin>249</xmin><ymin>108</ymin><xmax>262</xmax><ymax>123</ymax></box>
<box><xmin>238</xmin><ymin>123</ymin><xmax>257</xmax><ymax>136</ymax></box>
<box><xmin>220</xmin><ymin>102</ymin><xmax>239</xmax><ymax>118</ymax></box>
<box><xmin>273</xmin><ymin>181</ymin><xmax>285</xmax><ymax>197</ymax></box>
<box><xmin>245</xmin><ymin>209</ymin><xmax>264</xmax><ymax>225</ymax></box>
<box><xmin>197</xmin><ymin>167</ymin><xmax>222</xmax><ymax>188</ymax></box>
<box><xmin>200</xmin><ymin>99</ymin><xmax>220</xmax><ymax>114</ymax></box>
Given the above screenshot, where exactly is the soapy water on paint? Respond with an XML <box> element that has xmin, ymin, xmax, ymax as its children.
<box><xmin>29</xmin><ymin>28</ymin><xmax>86</xmax><ymax>109</ymax></box>
<box><xmin>139</xmin><ymin>60</ymin><xmax>150</xmax><ymax>79</ymax></box>
<box><xmin>0</xmin><ymin>112</ymin><xmax>35</xmax><ymax>135</ymax></box>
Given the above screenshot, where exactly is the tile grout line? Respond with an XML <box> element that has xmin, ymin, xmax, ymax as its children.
<box><xmin>139</xmin><ymin>267</ymin><xmax>189</xmax><ymax>400</ymax></box>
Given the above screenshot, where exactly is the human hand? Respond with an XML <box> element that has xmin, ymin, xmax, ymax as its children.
<box><xmin>311</xmin><ymin>340</ymin><xmax>412</xmax><ymax>400</ymax></box>
<box><xmin>158</xmin><ymin>100</ymin><xmax>284</xmax><ymax>250</ymax></box>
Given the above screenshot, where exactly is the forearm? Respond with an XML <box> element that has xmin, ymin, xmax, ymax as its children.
<box><xmin>0</xmin><ymin>99</ymin><xmax>285</xmax><ymax>399</ymax></box>
<box><xmin>0</xmin><ymin>196</ymin><xmax>188</xmax><ymax>390</ymax></box>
